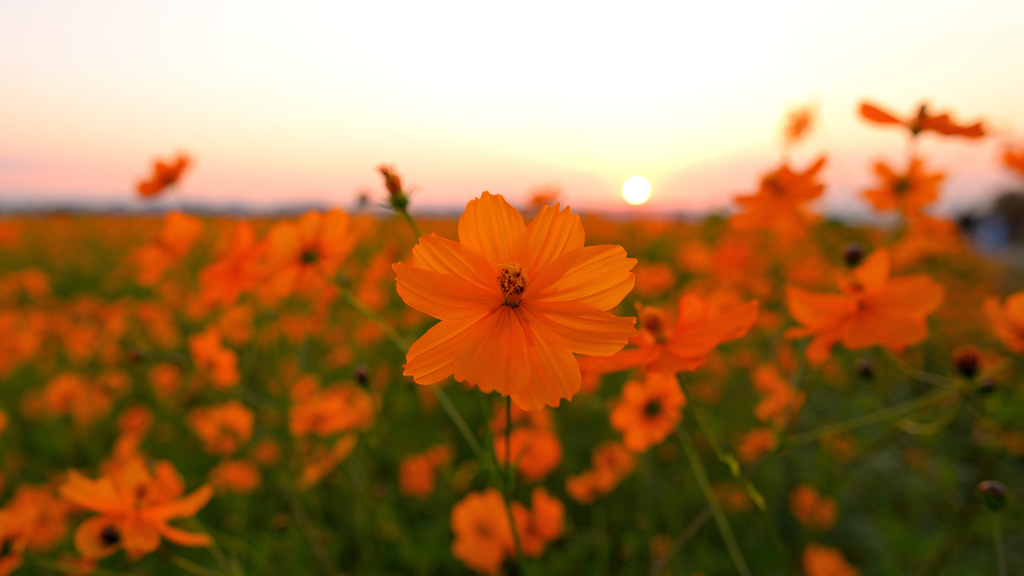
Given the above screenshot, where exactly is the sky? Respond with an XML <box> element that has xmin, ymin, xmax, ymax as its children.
<box><xmin>2</xmin><ymin>0</ymin><xmax>1023</xmax><ymax>215</ymax></box>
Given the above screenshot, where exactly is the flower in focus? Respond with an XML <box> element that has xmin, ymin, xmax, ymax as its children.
<box><xmin>188</xmin><ymin>401</ymin><xmax>254</xmax><ymax>456</ymax></box>
<box><xmin>261</xmin><ymin>210</ymin><xmax>357</xmax><ymax>302</ymax></box>
<box><xmin>786</xmin><ymin>249</ymin><xmax>944</xmax><ymax>364</ymax></box>
<box><xmin>450</xmin><ymin>488</ymin><xmax>513</xmax><ymax>574</ymax></box>
<box><xmin>789</xmin><ymin>485</ymin><xmax>837</xmax><ymax>531</ymax></box>
<box><xmin>137</xmin><ymin>153</ymin><xmax>191</xmax><ymax>198</ymax></box>
<box><xmin>597</xmin><ymin>294</ymin><xmax>758</xmax><ymax>375</ymax></box>
<box><xmin>59</xmin><ymin>457</ymin><xmax>213</xmax><ymax>560</ymax></box>
<box><xmin>610</xmin><ymin>372</ymin><xmax>687</xmax><ymax>453</ymax></box>
<box><xmin>802</xmin><ymin>543</ymin><xmax>860</xmax><ymax>576</ymax></box>
<box><xmin>394</xmin><ymin>192</ymin><xmax>638</xmax><ymax>410</ymax></box>
<box><xmin>863</xmin><ymin>158</ymin><xmax>943</xmax><ymax>217</ymax></box>
<box><xmin>859</xmin><ymin>101</ymin><xmax>984</xmax><ymax>138</ymax></box>
<box><xmin>731</xmin><ymin>157</ymin><xmax>826</xmax><ymax>237</ymax></box>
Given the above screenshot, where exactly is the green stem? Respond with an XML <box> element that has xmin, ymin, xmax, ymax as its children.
<box><xmin>677</xmin><ymin>427</ymin><xmax>753</xmax><ymax>576</ymax></box>
<box><xmin>166</xmin><ymin>553</ymin><xmax>228</xmax><ymax>576</ymax></box>
<box><xmin>184</xmin><ymin>518</ymin><xmax>245</xmax><ymax>576</ymax></box>
<box><xmin>647</xmin><ymin>506</ymin><xmax>713</xmax><ymax>576</ymax></box>
<box><xmin>677</xmin><ymin>375</ymin><xmax>790</xmax><ymax>573</ymax></box>
<box><xmin>399</xmin><ymin>208</ymin><xmax>424</xmax><ymax>239</ymax></box>
<box><xmin>786</xmin><ymin>385</ymin><xmax>961</xmax><ymax>448</ymax></box>
<box><xmin>501</xmin><ymin>396</ymin><xmax>524</xmax><ymax>567</ymax></box>
<box><xmin>995</xmin><ymin>514</ymin><xmax>1006</xmax><ymax>576</ymax></box>
<box><xmin>273</xmin><ymin>476</ymin><xmax>332</xmax><ymax>576</ymax></box>
<box><xmin>339</xmin><ymin>286</ymin><xmax>487</xmax><ymax>461</ymax></box>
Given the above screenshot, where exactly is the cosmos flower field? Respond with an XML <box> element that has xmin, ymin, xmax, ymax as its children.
<box><xmin>0</xmin><ymin>104</ymin><xmax>1023</xmax><ymax>576</ymax></box>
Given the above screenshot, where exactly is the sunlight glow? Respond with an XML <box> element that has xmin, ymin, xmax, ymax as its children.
<box><xmin>622</xmin><ymin>176</ymin><xmax>652</xmax><ymax>205</ymax></box>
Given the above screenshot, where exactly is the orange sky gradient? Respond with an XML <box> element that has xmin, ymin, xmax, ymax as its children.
<box><xmin>2</xmin><ymin>0</ymin><xmax>1023</xmax><ymax>215</ymax></box>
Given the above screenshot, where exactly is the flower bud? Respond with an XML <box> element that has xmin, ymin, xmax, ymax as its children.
<box><xmin>378</xmin><ymin>164</ymin><xmax>409</xmax><ymax>210</ymax></box>
<box><xmin>977</xmin><ymin>480</ymin><xmax>1007</xmax><ymax>512</ymax></box>
<box><xmin>953</xmin><ymin>347</ymin><xmax>980</xmax><ymax>379</ymax></box>
<box><xmin>855</xmin><ymin>358</ymin><xmax>873</xmax><ymax>379</ymax></box>
<box><xmin>354</xmin><ymin>364</ymin><xmax>370</xmax><ymax>387</ymax></box>
<box><xmin>843</xmin><ymin>243</ymin><xmax>864</xmax><ymax>268</ymax></box>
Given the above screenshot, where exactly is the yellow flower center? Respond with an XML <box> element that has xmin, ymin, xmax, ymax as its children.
<box><xmin>498</xmin><ymin>262</ymin><xmax>527</xmax><ymax>307</ymax></box>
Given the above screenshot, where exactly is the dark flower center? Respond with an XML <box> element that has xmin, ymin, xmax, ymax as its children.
<box><xmin>498</xmin><ymin>262</ymin><xmax>528</xmax><ymax>308</ymax></box>
<box><xmin>300</xmin><ymin>249</ymin><xmax>320</xmax><ymax>265</ymax></box>
<box><xmin>893</xmin><ymin>177</ymin><xmax>911</xmax><ymax>194</ymax></box>
<box><xmin>100</xmin><ymin>525</ymin><xmax>121</xmax><ymax>546</ymax></box>
<box><xmin>644</xmin><ymin>399</ymin><xmax>662</xmax><ymax>418</ymax></box>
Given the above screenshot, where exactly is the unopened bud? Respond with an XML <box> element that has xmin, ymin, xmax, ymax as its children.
<box><xmin>953</xmin><ymin>348</ymin><xmax>980</xmax><ymax>379</ymax></box>
<box><xmin>843</xmin><ymin>243</ymin><xmax>864</xmax><ymax>268</ymax></box>
<box><xmin>378</xmin><ymin>164</ymin><xmax>409</xmax><ymax>210</ymax></box>
<box><xmin>978</xmin><ymin>480</ymin><xmax>1007</xmax><ymax>512</ymax></box>
<box><xmin>354</xmin><ymin>364</ymin><xmax>370</xmax><ymax>386</ymax></box>
<box><xmin>855</xmin><ymin>358</ymin><xmax>873</xmax><ymax>379</ymax></box>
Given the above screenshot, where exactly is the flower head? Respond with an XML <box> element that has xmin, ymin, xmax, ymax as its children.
<box><xmin>786</xmin><ymin>249</ymin><xmax>944</xmax><ymax>364</ymax></box>
<box><xmin>394</xmin><ymin>192</ymin><xmax>638</xmax><ymax>410</ymax></box>
<box><xmin>863</xmin><ymin>157</ymin><xmax>943</xmax><ymax>217</ymax></box>
<box><xmin>860</xmin><ymin>101</ymin><xmax>984</xmax><ymax>139</ymax></box>
<box><xmin>610</xmin><ymin>372</ymin><xmax>687</xmax><ymax>453</ymax></box>
<box><xmin>137</xmin><ymin>153</ymin><xmax>191</xmax><ymax>198</ymax></box>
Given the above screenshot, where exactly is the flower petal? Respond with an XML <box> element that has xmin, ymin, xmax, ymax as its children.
<box><xmin>457</xmin><ymin>192</ymin><xmax>528</xmax><ymax>265</ymax></box>
<box><xmin>521</xmin><ymin>300</ymin><xmax>637</xmax><ymax>356</ymax></box>
<box><xmin>394</xmin><ymin>262</ymin><xmax>500</xmax><ymax>320</ymax></box>
<box><xmin>158</xmin><ymin>524</ymin><xmax>213</xmax><ymax>548</ymax></box>
<box><xmin>453</xmin><ymin>307</ymin><xmax>530</xmax><ymax>395</ymax></box>
<box><xmin>404</xmin><ymin>316</ymin><xmax>489</xmax><ymax>385</ymax></box>
<box><xmin>525</xmin><ymin>203</ymin><xmax>585</xmax><ymax>275</ymax></box>
<box><xmin>529</xmin><ymin>245</ymin><xmax>636</xmax><ymax>311</ymax></box>
<box><xmin>510</xmin><ymin>324</ymin><xmax>582</xmax><ymax>410</ymax></box>
<box><xmin>409</xmin><ymin>233</ymin><xmax>496</xmax><ymax>292</ymax></box>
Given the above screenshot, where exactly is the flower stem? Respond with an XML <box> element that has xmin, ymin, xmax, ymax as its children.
<box><xmin>676</xmin><ymin>375</ymin><xmax>791</xmax><ymax>574</ymax></box>
<box><xmin>994</xmin><ymin>514</ymin><xmax>1007</xmax><ymax>576</ymax></box>
<box><xmin>677</xmin><ymin>427</ymin><xmax>753</xmax><ymax>576</ymax></box>
<box><xmin>647</xmin><ymin>506</ymin><xmax>712</xmax><ymax>576</ymax></box>
<box><xmin>786</xmin><ymin>385</ymin><xmax>961</xmax><ymax>448</ymax></box>
<box><xmin>501</xmin><ymin>396</ymin><xmax>524</xmax><ymax>566</ymax></box>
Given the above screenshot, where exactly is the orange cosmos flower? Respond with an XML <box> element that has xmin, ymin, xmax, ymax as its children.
<box><xmin>1006</xmin><ymin>146</ymin><xmax>1024</xmax><ymax>178</ymax></box>
<box><xmin>187</xmin><ymin>401</ymin><xmax>254</xmax><ymax>456</ymax></box>
<box><xmin>610</xmin><ymin>372</ymin><xmax>687</xmax><ymax>453</ymax></box>
<box><xmin>493</xmin><ymin>427</ymin><xmax>563</xmax><ymax>483</ymax></box>
<box><xmin>510</xmin><ymin>487</ymin><xmax>565</xmax><ymax>558</ymax></box>
<box><xmin>633</xmin><ymin>262</ymin><xmax>676</xmax><ymax>297</ymax></box>
<box><xmin>859</xmin><ymin>101</ymin><xmax>984</xmax><ymax>139</ymax></box>
<box><xmin>983</xmin><ymin>291</ymin><xmax>1024</xmax><ymax>353</ymax></box>
<box><xmin>752</xmin><ymin>364</ymin><xmax>804</xmax><ymax>429</ymax></box>
<box><xmin>209</xmin><ymin>459</ymin><xmax>262</xmax><ymax>494</ymax></box>
<box><xmin>736</xmin><ymin>427</ymin><xmax>777</xmax><ymax>463</ymax></box>
<box><xmin>783</xmin><ymin>105</ymin><xmax>814</xmax><ymax>146</ymax></box>
<box><xmin>802</xmin><ymin>543</ymin><xmax>860</xmax><ymax>576</ymax></box>
<box><xmin>730</xmin><ymin>157</ymin><xmax>826</xmax><ymax>237</ymax></box>
<box><xmin>288</xmin><ymin>383</ymin><xmax>375</xmax><ymax>437</ymax></box>
<box><xmin>0</xmin><ymin>510</ymin><xmax>27</xmax><ymax>576</ymax></box>
<box><xmin>59</xmin><ymin>458</ymin><xmax>213</xmax><ymax>560</ymax></box>
<box><xmin>261</xmin><ymin>209</ymin><xmax>357</xmax><ymax>302</ymax></box>
<box><xmin>399</xmin><ymin>445</ymin><xmax>453</xmax><ymax>499</ymax></box>
<box><xmin>598</xmin><ymin>294</ymin><xmax>758</xmax><ymax>374</ymax></box>
<box><xmin>450</xmin><ymin>488</ymin><xmax>514</xmax><ymax>574</ymax></box>
<box><xmin>394</xmin><ymin>192</ymin><xmax>638</xmax><ymax>410</ymax></box>
<box><xmin>188</xmin><ymin>328</ymin><xmax>239</xmax><ymax>389</ymax></box>
<box><xmin>132</xmin><ymin>212</ymin><xmax>203</xmax><ymax>286</ymax></box>
<box><xmin>863</xmin><ymin>157</ymin><xmax>943</xmax><ymax>217</ymax></box>
<box><xmin>199</xmin><ymin>222</ymin><xmax>264</xmax><ymax>306</ymax></box>
<box><xmin>789</xmin><ymin>485</ymin><xmax>837</xmax><ymax>531</ymax></box>
<box><xmin>786</xmin><ymin>249</ymin><xmax>944</xmax><ymax>364</ymax></box>
<box><xmin>296</xmin><ymin>435</ymin><xmax>359</xmax><ymax>490</ymax></box>
<box><xmin>565</xmin><ymin>441</ymin><xmax>636</xmax><ymax>504</ymax></box>
<box><xmin>137</xmin><ymin>153</ymin><xmax>191</xmax><ymax>198</ymax></box>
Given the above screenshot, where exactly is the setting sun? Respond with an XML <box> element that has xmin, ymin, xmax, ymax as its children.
<box><xmin>622</xmin><ymin>176</ymin><xmax>652</xmax><ymax>205</ymax></box>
